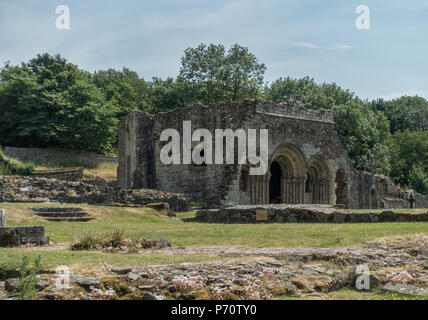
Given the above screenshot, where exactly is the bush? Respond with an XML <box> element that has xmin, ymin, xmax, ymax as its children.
<box><xmin>15</xmin><ymin>255</ymin><xmax>42</xmax><ymax>300</ymax></box>
<box><xmin>71</xmin><ymin>230</ymin><xmax>171</xmax><ymax>252</ymax></box>
<box><xmin>0</xmin><ymin>147</ymin><xmax>34</xmax><ymax>175</ymax></box>
<box><xmin>408</xmin><ymin>165</ymin><xmax>428</xmax><ymax>195</ymax></box>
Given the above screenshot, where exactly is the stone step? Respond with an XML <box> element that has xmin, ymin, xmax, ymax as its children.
<box><xmin>43</xmin><ymin>217</ymin><xmax>94</xmax><ymax>222</ymax></box>
<box><xmin>34</xmin><ymin>211</ymin><xmax>90</xmax><ymax>218</ymax></box>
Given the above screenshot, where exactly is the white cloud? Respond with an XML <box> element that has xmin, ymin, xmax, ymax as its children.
<box><xmin>327</xmin><ymin>44</ymin><xmax>353</xmax><ymax>51</ymax></box>
<box><xmin>289</xmin><ymin>42</ymin><xmax>319</xmax><ymax>49</ymax></box>
<box><xmin>289</xmin><ymin>42</ymin><xmax>354</xmax><ymax>51</ymax></box>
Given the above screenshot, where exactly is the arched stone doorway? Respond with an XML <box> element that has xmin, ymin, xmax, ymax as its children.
<box><xmin>307</xmin><ymin>156</ymin><xmax>331</xmax><ymax>204</ymax></box>
<box><xmin>270</xmin><ymin>145</ymin><xmax>306</xmax><ymax>204</ymax></box>
<box><xmin>335</xmin><ymin>168</ymin><xmax>348</xmax><ymax>208</ymax></box>
<box><xmin>370</xmin><ymin>188</ymin><xmax>377</xmax><ymax>209</ymax></box>
<box><xmin>269</xmin><ymin>161</ymin><xmax>282</xmax><ymax>203</ymax></box>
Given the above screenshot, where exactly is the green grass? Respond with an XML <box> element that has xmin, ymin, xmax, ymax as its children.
<box><xmin>1</xmin><ymin>202</ymin><xmax>427</xmax><ymax>273</ymax></box>
<box><xmin>0</xmin><ymin>248</ymin><xmax>221</xmax><ymax>273</ymax></box>
<box><xmin>0</xmin><ymin>147</ymin><xmax>34</xmax><ymax>175</ymax></box>
<box><xmin>33</xmin><ymin>161</ymin><xmax>118</xmax><ymax>181</ymax></box>
<box><xmin>3</xmin><ymin>203</ymin><xmax>428</xmax><ymax>247</ymax></box>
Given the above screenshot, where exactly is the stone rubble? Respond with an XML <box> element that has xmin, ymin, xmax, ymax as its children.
<box><xmin>0</xmin><ymin>234</ymin><xmax>426</xmax><ymax>300</ymax></box>
<box><xmin>0</xmin><ymin>176</ymin><xmax>191</xmax><ymax>212</ymax></box>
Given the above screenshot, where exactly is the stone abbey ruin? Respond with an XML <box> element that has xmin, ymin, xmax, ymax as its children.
<box><xmin>118</xmin><ymin>99</ymin><xmax>428</xmax><ymax>210</ymax></box>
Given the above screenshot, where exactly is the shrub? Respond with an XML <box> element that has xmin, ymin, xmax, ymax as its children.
<box><xmin>0</xmin><ymin>147</ymin><xmax>34</xmax><ymax>175</ymax></box>
<box><xmin>71</xmin><ymin>230</ymin><xmax>171</xmax><ymax>252</ymax></box>
<box><xmin>15</xmin><ymin>255</ymin><xmax>42</xmax><ymax>300</ymax></box>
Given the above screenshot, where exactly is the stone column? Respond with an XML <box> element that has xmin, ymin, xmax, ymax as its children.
<box><xmin>251</xmin><ymin>176</ymin><xmax>256</xmax><ymax>204</ymax></box>
<box><xmin>293</xmin><ymin>178</ymin><xmax>298</xmax><ymax>204</ymax></box>
<box><xmin>320</xmin><ymin>180</ymin><xmax>325</xmax><ymax>204</ymax></box>
<box><xmin>281</xmin><ymin>177</ymin><xmax>286</xmax><ymax>203</ymax></box>
<box><xmin>265</xmin><ymin>174</ymin><xmax>271</xmax><ymax>204</ymax></box>
<box><xmin>0</xmin><ymin>209</ymin><xmax>5</xmax><ymax>228</ymax></box>
<box><xmin>300</xmin><ymin>178</ymin><xmax>305</xmax><ymax>204</ymax></box>
<box><xmin>254</xmin><ymin>176</ymin><xmax>259</xmax><ymax>204</ymax></box>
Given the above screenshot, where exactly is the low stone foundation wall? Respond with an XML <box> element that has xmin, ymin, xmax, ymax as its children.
<box><xmin>0</xmin><ymin>226</ymin><xmax>49</xmax><ymax>246</ymax></box>
<box><xmin>0</xmin><ymin>176</ymin><xmax>191</xmax><ymax>212</ymax></box>
<box><xmin>196</xmin><ymin>204</ymin><xmax>428</xmax><ymax>223</ymax></box>
<box><xmin>32</xmin><ymin>168</ymin><xmax>84</xmax><ymax>181</ymax></box>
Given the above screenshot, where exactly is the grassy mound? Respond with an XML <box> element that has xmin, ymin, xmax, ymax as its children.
<box><xmin>0</xmin><ymin>147</ymin><xmax>34</xmax><ymax>175</ymax></box>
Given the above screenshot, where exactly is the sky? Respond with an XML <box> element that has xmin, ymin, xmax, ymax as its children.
<box><xmin>1</xmin><ymin>0</ymin><xmax>427</xmax><ymax>100</ymax></box>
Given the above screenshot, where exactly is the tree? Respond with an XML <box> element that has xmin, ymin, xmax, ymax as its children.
<box><xmin>0</xmin><ymin>54</ymin><xmax>117</xmax><ymax>153</ymax></box>
<box><xmin>265</xmin><ymin>77</ymin><xmax>358</xmax><ymax>109</ymax></box>
<box><xmin>371</xmin><ymin>96</ymin><xmax>428</xmax><ymax>133</ymax></box>
<box><xmin>407</xmin><ymin>165</ymin><xmax>428</xmax><ymax>195</ymax></box>
<box><xmin>179</xmin><ymin>43</ymin><xmax>266</xmax><ymax>104</ymax></box>
<box><xmin>389</xmin><ymin>130</ymin><xmax>428</xmax><ymax>187</ymax></box>
<box><xmin>91</xmin><ymin>68</ymin><xmax>150</xmax><ymax>118</ymax></box>
<box><xmin>333</xmin><ymin>102</ymin><xmax>391</xmax><ymax>175</ymax></box>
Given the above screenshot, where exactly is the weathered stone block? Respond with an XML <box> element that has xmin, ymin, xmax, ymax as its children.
<box><xmin>0</xmin><ymin>226</ymin><xmax>49</xmax><ymax>247</ymax></box>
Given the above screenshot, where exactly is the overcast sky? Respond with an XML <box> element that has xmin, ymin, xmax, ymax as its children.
<box><xmin>1</xmin><ymin>0</ymin><xmax>427</xmax><ymax>100</ymax></box>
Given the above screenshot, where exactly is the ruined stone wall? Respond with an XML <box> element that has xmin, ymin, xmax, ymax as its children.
<box><xmin>223</xmin><ymin>101</ymin><xmax>355</xmax><ymax>207</ymax></box>
<box><xmin>2</xmin><ymin>147</ymin><xmax>118</xmax><ymax>166</ymax></box>
<box><xmin>351</xmin><ymin>171</ymin><xmax>428</xmax><ymax>209</ymax></box>
<box><xmin>118</xmin><ymin>99</ymin><xmax>428</xmax><ymax>209</ymax></box>
<box><xmin>118</xmin><ymin>111</ymin><xmax>154</xmax><ymax>189</ymax></box>
<box><xmin>151</xmin><ymin>101</ymin><xmax>256</xmax><ymax>205</ymax></box>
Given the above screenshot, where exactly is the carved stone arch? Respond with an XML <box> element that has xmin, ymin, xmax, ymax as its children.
<box><xmin>269</xmin><ymin>144</ymin><xmax>307</xmax><ymax>204</ymax></box>
<box><xmin>307</xmin><ymin>155</ymin><xmax>331</xmax><ymax>204</ymax></box>
<box><xmin>270</xmin><ymin>144</ymin><xmax>307</xmax><ymax>178</ymax></box>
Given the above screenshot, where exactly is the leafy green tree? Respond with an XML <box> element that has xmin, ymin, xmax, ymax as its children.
<box><xmin>389</xmin><ymin>130</ymin><xmax>428</xmax><ymax>187</ymax></box>
<box><xmin>333</xmin><ymin>102</ymin><xmax>391</xmax><ymax>175</ymax></box>
<box><xmin>265</xmin><ymin>77</ymin><xmax>358</xmax><ymax>109</ymax></box>
<box><xmin>266</xmin><ymin>76</ymin><xmax>333</xmax><ymax>109</ymax></box>
<box><xmin>0</xmin><ymin>54</ymin><xmax>117</xmax><ymax>153</ymax></box>
<box><xmin>179</xmin><ymin>43</ymin><xmax>266</xmax><ymax>103</ymax></box>
<box><xmin>91</xmin><ymin>68</ymin><xmax>150</xmax><ymax>117</ymax></box>
<box><xmin>371</xmin><ymin>96</ymin><xmax>428</xmax><ymax>133</ymax></box>
<box><xmin>407</xmin><ymin>165</ymin><xmax>428</xmax><ymax>195</ymax></box>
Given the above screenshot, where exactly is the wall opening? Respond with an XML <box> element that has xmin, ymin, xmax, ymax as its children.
<box><xmin>269</xmin><ymin>161</ymin><xmax>282</xmax><ymax>203</ymax></box>
<box><xmin>408</xmin><ymin>192</ymin><xmax>416</xmax><ymax>209</ymax></box>
<box><xmin>335</xmin><ymin>168</ymin><xmax>348</xmax><ymax>208</ymax></box>
<box><xmin>270</xmin><ymin>145</ymin><xmax>306</xmax><ymax>204</ymax></box>
<box><xmin>307</xmin><ymin>156</ymin><xmax>330</xmax><ymax>204</ymax></box>
<box><xmin>370</xmin><ymin>188</ymin><xmax>377</xmax><ymax>209</ymax></box>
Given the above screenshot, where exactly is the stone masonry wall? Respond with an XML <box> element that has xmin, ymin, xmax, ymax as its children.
<box><xmin>2</xmin><ymin>147</ymin><xmax>118</xmax><ymax>166</ymax></box>
<box><xmin>118</xmin><ymin>99</ymin><xmax>428</xmax><ymax>209</ymax></box>
<box><xmin>196</xmin><ymin>204</ymin><xmax>428</xmax><ymax>223</ymax></box>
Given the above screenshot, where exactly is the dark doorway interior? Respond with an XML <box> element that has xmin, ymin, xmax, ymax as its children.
<box><xmin>269</xmin><ymin>161</ymin><xmax>282</xmax><ymax>203</ymax></box>
<box><xmin>370</xmin><ymin>188</ymin><xmax>377</xmax><ymax>209</ymax></box>
<box><xmin>335</xmin><ymin>169</ymin><xmax>348</xmax><ymax>208</ymax></box>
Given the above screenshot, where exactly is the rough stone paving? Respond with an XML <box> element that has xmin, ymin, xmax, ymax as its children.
<box><xmin>1</xmin><ymin>234</ymin><xmax>427</xmax><ymax>300</ymax></box>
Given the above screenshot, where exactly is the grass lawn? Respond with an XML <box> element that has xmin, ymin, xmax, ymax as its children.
<box><xmin>3</xmin><ymin>202</ymin><xmax>428</xmax><ymax>247</ymax></box>
<box><xmin>33</xmin><ymin>162</ymin><xmax>118</xmax><ymax>182</ymax></box>
<box><xmin>1</xmin><ymin>202</ymin><xmax>427</xmax><ymax>272</ymax></box>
